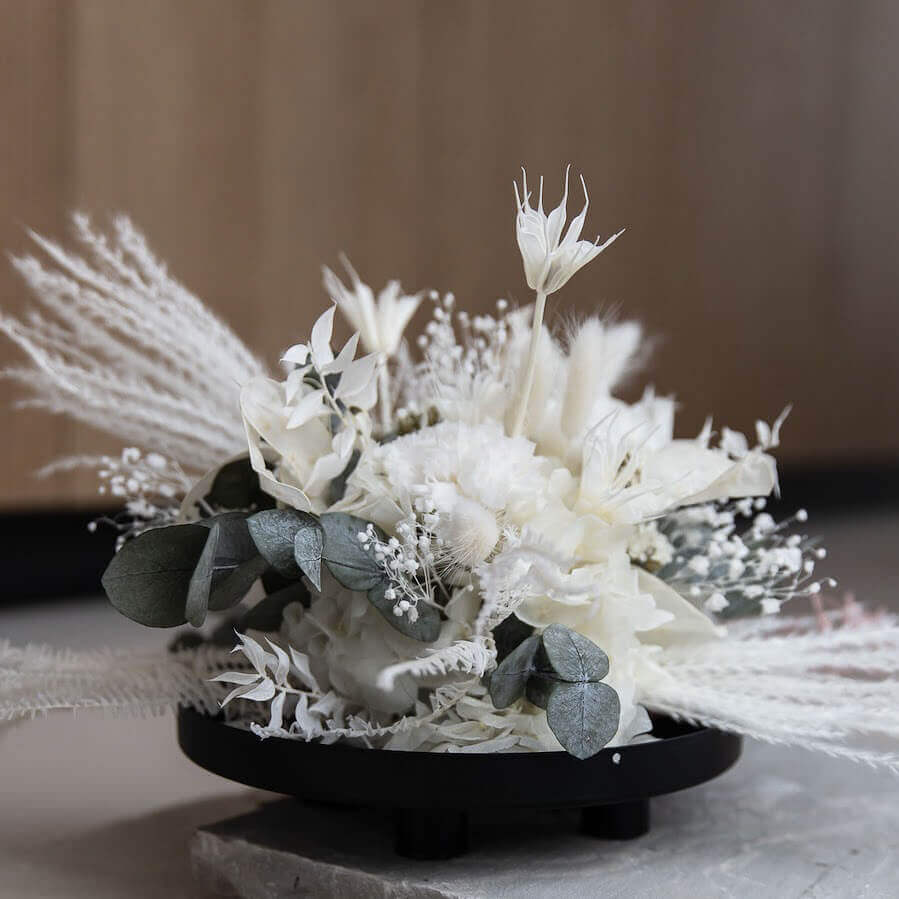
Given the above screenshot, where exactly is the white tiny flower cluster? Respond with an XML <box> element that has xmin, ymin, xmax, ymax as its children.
<box><xmin>626</xmin><ymin>521</ymin><xmax>675</xmax><ymax>569</ymax></box>
<box><xmin>96</xmin><ymin>446</ymin><xmax>186</xmax><ymax>502</ymax></box>
<box><xmin>656</xmin><ymin>500</ymin><xmax>835</xmax><ymax>616</ymax></box>
<box><xmin>397</xmin><ymin>291</ymin><xmax>513</xmax><ymax>422</ymax></box>
<box><xmin>357</xmin><ymin>497</ymin><xmax>446</xmax><ymax>622</ymax></box>
<box><xmin>92</xmin><ymin>447</ymin><xmax>191</xmax><ymax>544</ymax></box>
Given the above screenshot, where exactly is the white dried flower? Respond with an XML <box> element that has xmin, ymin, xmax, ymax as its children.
<box><xmin>323</xmin><ymin>255</ymin><xmax>421</xmax><ymax>358</ymax></box>
<box><xmin>514</xmin><ymin>166</ymin><xmax>623</xmax><ymax>296</ymax></box>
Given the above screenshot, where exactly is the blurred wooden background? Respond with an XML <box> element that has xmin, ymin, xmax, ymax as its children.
<box><xmin>1</xmin><ymin>0</ymin><xmax>898</xmax><ymax>508</ymax></box>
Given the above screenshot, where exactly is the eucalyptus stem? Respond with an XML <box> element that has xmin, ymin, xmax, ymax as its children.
<box><xmin>510</xmin><ymin>291</ymin><xmax>546</xmax><ymax>437</ymax></box>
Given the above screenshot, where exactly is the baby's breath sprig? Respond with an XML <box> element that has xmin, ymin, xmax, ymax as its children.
<box><xmin>356</xmin><ymin>496</ymin><xmax>447</xmax><ymax>624</ymax></box>
<box><xmin>655</xmin><ymin>500</ymin><xmax>836</xmax><ymax>617</ymax></box>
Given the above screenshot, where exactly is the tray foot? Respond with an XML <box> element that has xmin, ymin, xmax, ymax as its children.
<box><xmin>394</xmin><ymin>808</ymin><xmax>469</xmax><ymax>860</ymax></box>
<box><xmin>580</xmin><ymin>799</ymin><xmax>650</xmax><ymax>840</ymax></box>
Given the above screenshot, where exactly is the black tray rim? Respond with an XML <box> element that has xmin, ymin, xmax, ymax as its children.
<box><xmin>177</xmin><ymin>707</ymin><xmax>743</xmax><ymax>809</ymax></box>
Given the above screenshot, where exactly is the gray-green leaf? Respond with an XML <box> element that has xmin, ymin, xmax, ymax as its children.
<box><xmin>367</xmin><ymin>581</ymin><xmax>442</xmax><ymax>642</ymax></box>
<box><xmin>206</xmin><ymin>457</ymin><xmax>274</xmax><ymax>510</ymax></box>
<box><xmin>544</xmin><ymin>680</ymin><xmax>620</xmax><ymax>760</ymax></box>
<box><xmin>101</xmin><ymin>524</ymin><xmax>210</xmax><ymax>628</ymax></box>
<box><xmin>294</xmin><ymin>523</ymin><xmax>324</xmax><ymax>591</ymax></box>
<box><xmin>186</xmin><ymin>521</ymin><xmax>222</xmax><ymax>626</ymax></box>
<box><xmin>208</xmin><ymin>554</ymin><xmax>270</xmax><ymax>611</ymax></box>
<box><xmin>488</xmin><ymin>634</ymin><xmax>541</xmax><ymax>708</ymax></box>
<box><xmin>320</xmin><ymin>512</ymin><xmax>385</xmax><ymax>592</ymax></box>
<box><xmin>248</xmin><ymin>509</ymin><xmax>319</xmax><ymax>578</ymax></box>
<box><xmin>186</xmin><ymin>515</ymin><xmax>261</xmax><ymax>626</ymax></box>
<box><xmin>538</xmin><ymin>622</ymin><xmax>610</xmax><ymax>683</ymax></box>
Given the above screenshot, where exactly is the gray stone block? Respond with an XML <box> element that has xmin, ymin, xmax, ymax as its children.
<box><xmin>191</xmin><ymin>741</ymin><xmax>899</xmax><ymax>898</ymax></box>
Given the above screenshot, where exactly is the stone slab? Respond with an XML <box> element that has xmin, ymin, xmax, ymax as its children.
<box><xmin>191</xmin><ymin>740</ymin><xmax>899</xmax><ymax>898</ymax></box>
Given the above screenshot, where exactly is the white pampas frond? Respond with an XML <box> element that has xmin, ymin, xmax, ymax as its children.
<box><xmin>644</xmin><ymin>611</ymin><xmax>899</xmax><ymax>773</ymax></box>
<box><xmin>376</xmin><ymin>637</ymin><xmax>496</xmax><ymax>691</ymax></box>
<box><xmin>0</xmin><ymin>640</ymin><xmax>235</xmax><ymax>721</ymax></box>
<box><xmin>1</xmin><ymin>215</ymin><xmax>267</xmax><ymax>473</ymax></box>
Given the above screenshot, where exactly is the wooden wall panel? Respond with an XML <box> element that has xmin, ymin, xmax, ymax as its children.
<box><xmin>0</xmin><ymin>0</ymin><xmax>73</xmax><ymax>506</ymax></box>
<box><xmin>0</xmin><ymin>0</ymin><xmax>897</xmax><ymax>508</ymax></box>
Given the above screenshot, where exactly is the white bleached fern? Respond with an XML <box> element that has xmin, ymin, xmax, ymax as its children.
<box><xmin>1</xmin><ymin>215</ymin><xmax>267</xmax><ymax>472</ymax></box>
<box><xmin>376</xmin><ymin>637</ymin><xmax>496</xmax><ymax>690</ymax></box>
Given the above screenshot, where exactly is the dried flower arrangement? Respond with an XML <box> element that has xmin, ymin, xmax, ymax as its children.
<box><xmin>2</xmin><ymin>168</ymin><xmax>898</xmax><ymax>769</ymax></box>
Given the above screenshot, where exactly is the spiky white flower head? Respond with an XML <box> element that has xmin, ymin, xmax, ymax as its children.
<box><xmin>514</xmin><ymin>166</ymin><xmax>624</xmax><ymax>296</ymax></box>
<box><xmin>323</xmin><ymin>255</ymin><xmax>422</xmax><ymax>358</ymax></box>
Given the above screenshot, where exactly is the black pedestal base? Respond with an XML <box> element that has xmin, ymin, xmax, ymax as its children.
<box><xmin>393</xmin><ymin>802</ymin><xmax>649</xmax><ymax>860</ymax></box>
<box><xmin>394</xmin><ymin>808</ymin><xmax>469</xmax><ymax>860</ymax></box>
<box><xmin>580</xmin><ymin>800</ymin><xmax>650</xmax><ymax>840</ymax></box>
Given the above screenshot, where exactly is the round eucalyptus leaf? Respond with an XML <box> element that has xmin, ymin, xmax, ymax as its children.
<box><xmin>320</xmin><ymin>512</ymin><xmax>385</xmax><ymax>592</ymax></box>
<box><xmin>206</xmin><ymin>457</ymin><xmax>274</xmax><ymax>510</ymax></box>
<box><xmin>524</xmin><ymin>671</ymin><xmax>553</xmax><ymax>710</ymax></box>
<box><xmin>208</xmin><ymin>554</ymin><xmax>270</xmax><ymax>611</ymax></box>
<box><xmin>101</xmin><ymin>524</ymin><xmax>210</xmax><ymax>628</ymax></box>
<box><xmin>185</xmin><ymin>521</ymin><xmax>222</xmax><ymax>626</ymax></box>
<box><xmin>492</xmin><ymin>613</ymin><xmax>535</xmax><ymax>664</ymax></box>
<box><xmin>294</xmin><ymin>521</ymin><xmax>324</xmax><ymax>591</ymax></box>
<box><xmin>367</xmin><ymin>581</ymin><xmax>442</xmax><ymax>642</ymax></box>
<box><xmin>248</xmin><ymin>508</ymin><xmax>318</xmax><ymax>578</ymax></box>
<box><xmin>539</xmin><ymin>623</ymin><xmax>610</xmax><ymax>683</ymax></box>
<box><xmin>488</xmin><ymin>633</ymin><xmax>541</xmax><ymax>708</ymax></box>
<box><xmin>545</xmin><ymin>680</ymin><xmax>620</xmax><ymax>760</ymax></box>
<box><xmin>261</xmin><ymin>568</ymin><xmax>293</xmax><ymax>594</ymax></box>
<box><xmin>186</xmin><ymin>515</ymin><xmax>262</xmax><ymax>625</ymax></box>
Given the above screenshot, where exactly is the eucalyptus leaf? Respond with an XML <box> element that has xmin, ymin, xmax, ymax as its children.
<box><xmin>185</xmin><ymin>521</ymin><xmax>223</xmax><ymax>627</ymax></box>
<box><xmin>101</xmin><ymin>524</ymin><xmax>210</xmax><ymax>627</ymax></box>
<box><xmin>544</xmin><ymin>680</ymin><xmax>620</xmax><ymax>760</ymax></box>
<box><xmin>492</xmin><ymin>613</ymin><xmax>535</xmax><ymax>664</ymax></box>
<box><xmin>367</xmin><ymin>581</ymin><xmax>442</xmax><ymax>642</ymax></box>
<box><xmin>293</xmin><ymin>521</ymin><xmax>324</xmax><ymax>591</ymax></box>
<box><xmin>538</xmin><ymin>622</ymin><xmax>610</xmax><ymax>683</ymax></box>
<box><xmin>208</xmin><ymin>554</ymin><xmax>270</xmax><ymax>610</ymax></box>
<box><xmin>206</xmin><ymin>457</ymin><xmax>274</xmax><ymax>510</ymax></box>
<box><xmin>248</xmin><ymin>509</ymin><xmax>319</xmax><ymax>578</ymax></box>
<box><xmin>186</xmin><ymin>515</ymin><xmax>261</xmax><ymax>625</ymax></box>
<box><xmin>319</xmin><ymin>512</ymin><xmax>385</xmax><ymax>591</ymax></box>
<box><xmin>261</xmin><ymin>568</ymin><xmax>293</xmax><ymax>594</ymax></box>
<box><xmin>488</xmin><ymin>633</ymin><xmax>541</xmax><ymax>708</ymax></box>
<box><xmin>240</xmin><ymin>581</ymin><xmax>311</xmax><ymax>632</ymax></box>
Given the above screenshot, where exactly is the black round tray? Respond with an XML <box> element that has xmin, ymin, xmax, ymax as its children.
<box><xmin>178</xmin><ymin>707</ymin><xmax>741</xmax><ymax>859</ymax></box>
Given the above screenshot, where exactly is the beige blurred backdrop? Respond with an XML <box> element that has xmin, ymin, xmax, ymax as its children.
<box><xmin>1</xmin><ymin>0</ymin><xmax>898</xmax><ymax>509</ymax></box>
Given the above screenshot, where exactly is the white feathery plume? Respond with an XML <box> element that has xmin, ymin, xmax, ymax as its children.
<box><xmin>0</xmin><ymin>640</ymin><xmax>236</xmax><ymax>721</ymax></box>
<box><xmin>1</xmin><ymin>215</ymin><xmax>267</xmax><ymax>473</ymax></box>
<box><xmin>644</xmin><ymin>610</ymin><xmax>899</xmax><ymax>773</ymax></box>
